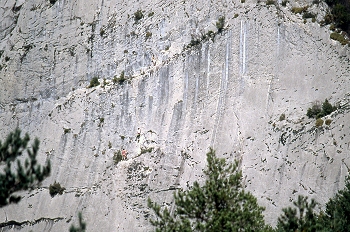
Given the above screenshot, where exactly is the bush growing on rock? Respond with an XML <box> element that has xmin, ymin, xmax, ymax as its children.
<box><xmin>216</xmin><ymin>16</ymin><xmax>225</xmax><ymax>33</ymax></box>
<box><xmin>307</xmin><ymin>99</ymin><xmax>336</xmax><ymax>119</ymax></box>
<box><xmin>113</xmin><ymin>71</ymin><xmax>127</xmax><ymax>85</ymax></box>
<box><xmin>330</xmin><ymin>32</ymin><xmax>348</xmax><ymax>45</ymax></box>
<box><xmin>292</xmin><ymin>6</ymin><xmax>308</xmax><ymax>14</ymax></box>
<box><xmin>88</xmin><ymin>77</ymin><xmax>100</xmax><ymax>88</ymax></box>
<box><xmin>113</xmin><ymin>150</ymin><xmax>123</xmax><ymax>165</ymax></box>
<box><xmin>49</xmin><ymin>181</ymin><xmax>65</xmax><ymax>197</ymax></box>
<box><xmin>266</xmin><ymin>0</ymin><xmax>276</xmax><ymax>5</ymax></box>
<box><xmin>322</xmin><ymin>99</ymin><xmax>335</xmax><ymax>115</ymax></box>
<box><xmin>315</xmin><ymin>118</ymin><xmax>324</xmax><ymax>127</ymax></box>
<box><xmin>134</xmin><ymin>9</ymin><xmax>144</xmax><ymax>22</ymax></box>
<box><xmin>306</xmin><ymin>102</ymin><xmax>322</xmax><ymax>118</ymax></box>
<box><xmin>279</xmin><ymin>113</ymin><xmax>286</xmax><ymax>121</ymax></box>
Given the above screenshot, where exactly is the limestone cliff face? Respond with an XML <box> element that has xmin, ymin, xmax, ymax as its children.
<box><xmin>1</xmin><ymin>0</ymin><xmax>350</xmax><ymax>231</ymax></box>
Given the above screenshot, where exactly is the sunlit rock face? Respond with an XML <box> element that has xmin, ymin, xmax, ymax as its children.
<box><xmin>0</xmin><ymin>0</ymin><xmax>350</xmax><ymax>231</ymax></box>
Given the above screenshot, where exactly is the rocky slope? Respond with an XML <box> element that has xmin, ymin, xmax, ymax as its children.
<box><xmin>0</xmin><ymin>0</ymin><xmax>350</xmax><ymax>231</ymax></box>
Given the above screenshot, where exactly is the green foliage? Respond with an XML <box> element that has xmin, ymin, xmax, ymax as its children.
<box><xmin>279</xmin><ymin>113</ymin><xmax>286</xmax><ymax>121</ymax></box>
<box><xmin>113</xmin><ymin>71</ymin><xmax>127</xmax><ymax>85</ymax></box>
<box><xmin>49</xmin><ymin>181</ymin><xmax>65</xmax><ymax>197</ymax></box>
<box><xmin>276</xmin><ymin>173</ymin><xmax>350</xmax><ymax>231</ymax></box>
<box><xmin>302</xmin><ymin>12</ymin><xmax>316</xmax><ymax>19</ymax></box>
<box><xmin>69</xmin><ymin>212</ymin><xmax>86</xmax><ymax>232</ymax></box>
<box><xmin>325</xmin><ymin>119</ymin><xmax>332</xmax><ymax>125</ymax></box>
<box><xmin>318</xmin><ymin>174</ymin><xmax>350</xmax><ymax>232</ymax></box>
<box><xmin>99</xmin><ymin>28</ymin><xmax>105</xmax><ymax>37</ymax></box>
<box><xmin>98</xmin><ymin>118</ymin><xmax>104</xmax><ymax>127</ymax></box>
<box><xmin>148</xmin><ymin>12</ymin><xmax>154</xmax><ymax>17</ymax></box>
<box><xmin>324</xmin><ymin>1</ymin><xmax>350</xmax><ymax>33</ymax></box>
<box><xmin>315</xmin><ymin>118</ymin><xmax>324</xmax><ymax>127</ymax></box>
<box><xmin>266</xmin><ymin>0</ymin><xmax>276</xmax><ymax>5</ymax></box>
<box><xmin>140</xmin><ymin>147</ymin><xmax>154</xmax><ymax>155</ymax></box>
<box><xmin>292</xmin><ymin>6</ymin><xmax>308</xmax><ymax>14</ymax></box>
<box><xmin>0</xmin><ymin>128</ymin><xmax>51</xmax><ymax>207</ymax></box>
<box><xmin>306</xmin><ymin>102</ymin><xmax>321</xmax><ymax>119</ymax></box>
<box><xmin>113</xmin><ymin>150</ymin><xmax>123</xmax><ymax>165</ymax></box>
<box><xmin>189</xmin><ymin>38</ymin><xmax>201</xmax><ymax>47</ymax></box>
<box><xmin>134</xmin><ymin>9</ymin><xmax>144</xmax><ymax>22</ymax></box>
<box><xmin>330</xmin><ymin>24</ymin><xmax>336</xmax><ymax>31</ymax></box>
<box><xmin>330</xmin><ymin>32</ymin><xmax>349</xmax><ymax>45</ymax></box>
<box><xmin>322</xmin><ymin>99</ymin><xmax>335</xmax><ymax>115</ymax></box>
<box><xmin>148</xmin><ymin>148</ymin><xmax>270</xmax><ymax>231</ymax></box>
<box><xmin>332</xmin><ymin>4</ymin><xmax>350</xmax><ymax>31</ymax></box>
<box><xmin>145</xmin><ymin>31</ymin><xmax>152</xmax><ymax>40</ymax></box>
<box><xmin>88</xmin><ymin>77</ymin><xmax>100</xmax><ymax>88</ymax></box>
<box><xmin>307</xmin><ymin>99</ymin><xmax>336</xmax><ymax>119</ymax></box>
<box><xmin>49</xmin><ymin>0</ymin><xmax>57</xmax><ymax>5</ymax></box>
<box><xmin>282</xmin><ymin>1</ymin><xmax>288</xmax><ymax>6</ymax></box>
<box><xmin>216</xmin><ymin>16</ymin><xmax>225</xmax><ymax>33</ymax></box>
<box><xmin>276</xmin><ymin>195</ymin><xmax>320</xmax><ymax>232</ymax></box>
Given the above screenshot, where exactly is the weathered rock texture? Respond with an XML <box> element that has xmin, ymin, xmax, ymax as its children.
<box><xmin>1</xmin><ymin>0</ymin><xmax>350</xmax><ymax>231</ymax></box>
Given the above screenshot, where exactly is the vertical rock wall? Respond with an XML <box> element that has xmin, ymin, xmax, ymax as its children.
<box><xmin>0</xmin><ymin>0</ymin><xmax>350</xmax><ymax>231</ymax></box>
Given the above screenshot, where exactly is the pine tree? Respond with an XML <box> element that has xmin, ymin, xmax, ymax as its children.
<box><xmin>318</xmin><ymin>174</ymin><xmax>350</xmax><ymax>232</ymax></box>
<box><xmin>148</xmin><ymin>148</ymin><xmax>271</xmax><ymax>231</ymax></box>
<box><xmin>276</xmin><ymin>195</ymin><xmax>320</xmax><ymax>232</ymax></box>
<box><xmin>322</xmin><ymin>99</ymin><xmax>334</xmax><ymax>116</ymax></box>
<box><xmin>0</xmin><ymin>128</ymin><xmax>51</xmax><ymax>207</ymax></box>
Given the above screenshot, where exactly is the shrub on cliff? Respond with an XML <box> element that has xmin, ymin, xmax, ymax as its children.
<box><xmin>216</xmin><ymin>16</ymin><xmax>225</xmax><ymax>33</ymax></box>
<box><xmin>49</xmin><ymin>181</ymin><xmax>65</xmax><ymax>197</ymax></box>
<box><xmin>113</xmin><ymin>71</ymin><xmax>126</xmax><ymax>85</ymax></box>
<box><xmin>134</xmin><ymin>10</ymin><xmax>144</xmax><ymax>22</ymax></box>
<box><xmin>307</xmin><ymin>99</ymin><xmax>336</xmax><ymax>119</ymax></box>
<box><xmin>113</xmin><ymin>150</ymin><xmax>123</xmax><ymax>165</ymax></box>
<box><xmin>88</xmin><ymin>77</ymin><xmax>100</xmax><ymax>88</ymax></box>
<box><xmin>330</xmin><ymin>32</ymin><xmax>348</xmax><ymax>45</ymax></box>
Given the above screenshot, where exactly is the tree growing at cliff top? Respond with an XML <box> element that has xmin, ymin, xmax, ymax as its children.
<box><xmin>148</xmin><ymin>148</ymin><xmax>271</xmax><ymax>231</ymax></box>
<box><xmin>0</xmin><ymin>128</ymin><xmax>51</xmax><ymax>207</ymax></box>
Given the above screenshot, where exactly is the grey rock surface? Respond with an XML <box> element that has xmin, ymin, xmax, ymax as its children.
<box><xmin>0</xmin><ymin>0</ymin><xmax>350</xmax><ymax>231</ymax></box>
